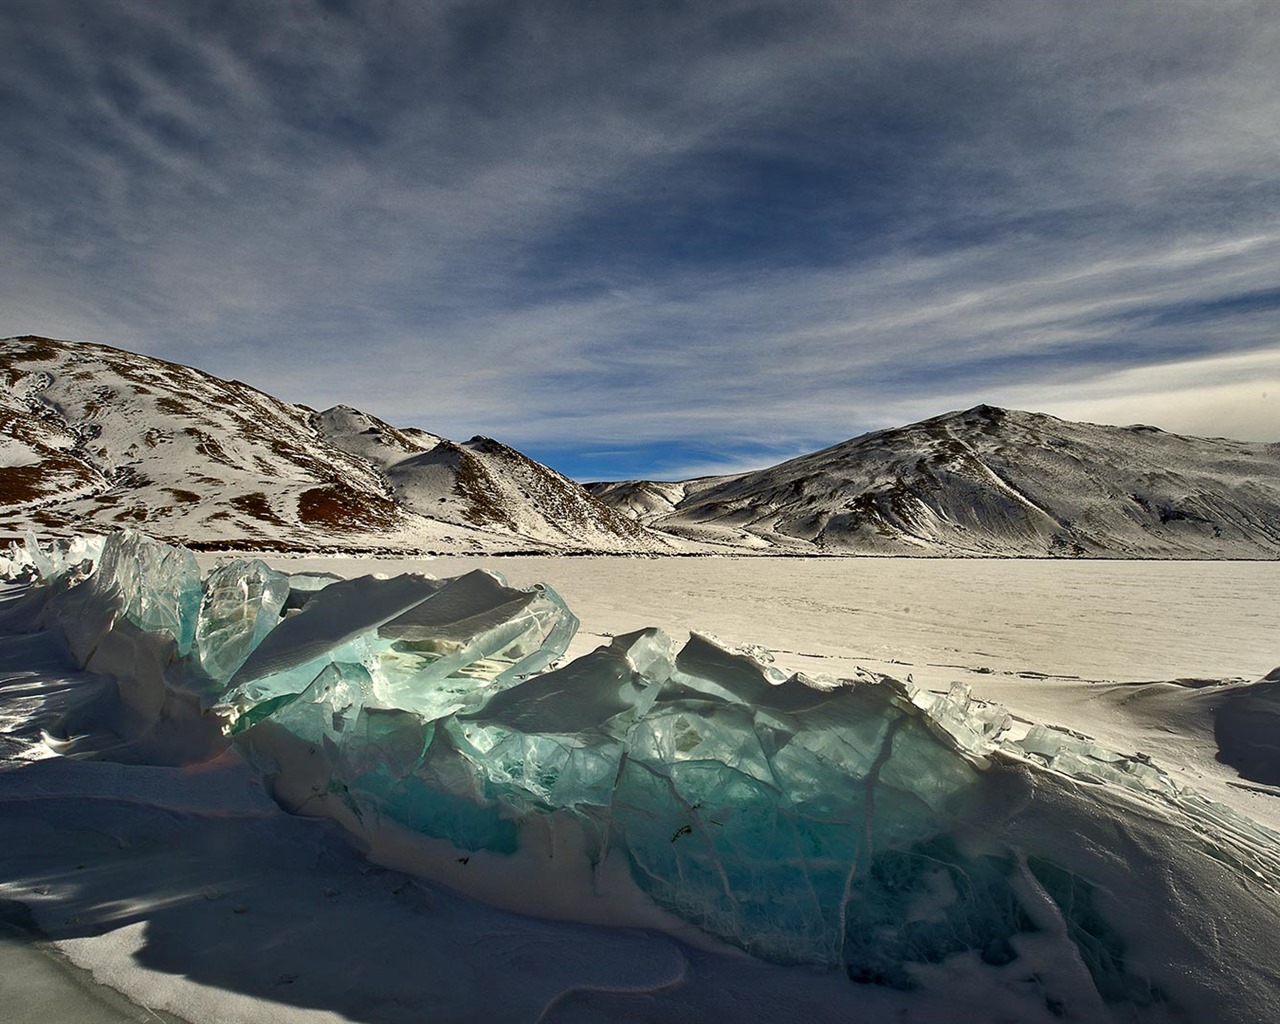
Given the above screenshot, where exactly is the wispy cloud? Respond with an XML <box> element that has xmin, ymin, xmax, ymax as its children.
<box><xmin>2</xmin><ymin>0</ymin><xmax>1278</xmax><ymax>477</ymax></box>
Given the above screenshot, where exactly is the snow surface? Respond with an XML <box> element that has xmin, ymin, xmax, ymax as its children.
<box><xmin>1</xmin><ymin>546</ymin><xmax>1279</xmax><ymax>1023</ymax></box>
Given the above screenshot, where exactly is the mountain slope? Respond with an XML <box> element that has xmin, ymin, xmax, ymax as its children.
<box><xmin>0</xmin><ymin>336</ymin><xmax>671</xmax><ymax>553</ymax></box>
<box><xmin>7</xmin><ymin>336</ymin><xmax>1277</xmax><ymax>558</ymax></box>
<box><xmin>315</xmin><ymin>404</ymin><xmax>654</xmax><ymax>549</ymax></box>
<box><xmin>589</xmin><ymin>405</ymin><xmax>1280</xmax><ymax>557</ymax></box>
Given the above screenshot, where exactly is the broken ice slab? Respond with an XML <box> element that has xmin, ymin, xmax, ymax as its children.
<box><xmin>378</xmin><ymin>569</ymin><xmax>538</xmax><ymax>643</ymax></box>
<box><xmin>335</xmin><ymin>707</ymin><xmax>520</xmax><ymax>853</ymax></box>
<box><xmin>20</xmin><ymin>532</ymin><xmax>105</xmax><ymax>582</ymax></box>
<box><xmin>38</xmin><ymin>524</ymin><xmax>199</xmax><ymax>660</ymax></box>
<box><xmin>216</xmin><ymin>572</ymin><xmax>446</xmax><ymax>726</ymax></box>
<box><xmin>613</xmin><ymin>638</ymin><xmax>991</xmax><ymax>967</ymax></box>
<box><xmin>218</xmin><ymin>569</ymin><xmax>578</xmax><ymax>731</ymax></box>
<box><xmin>242</xmin><ymin>658</ymin><xmax>370</xmax><ymax>735</ymax></box>
<box><xmin>230</xmin><ymin>573</ymin><xmax>447</xmax><ymax>687</ymax></box>
<box><xmin>613</xmin><ymin>751</ymin><xmax>853</xmax><ymax>964</ymax></box>
<box><xmin>460</xmin><ymin>628</ymin><xmax>671</xmax><ymax>736</ymax></box>
<box><xmin>93</xmin><ymin>529</ymin><xmax>202</xmax><ymax>656</ymax></box>
<box><xmin>448</xmin><ymin>630</ymin><xmax>672</xmax><ymax>811</ymax></box>
<box><xmin>1018</xmin><ymin>724</ymin><xmax>1127</xmax><ymax>763</ymax></box>
<box><xmin>452</xmin><ymin>723</ymin><xmax>626</xmax><ymax>811</ymax></box>
<box><xmin>912</xmin><ymin>682</ymin><xmax>1012</xmax><ymax>759</ymax></box>
<box><xmin>612</xmin><ymin>698</ymin><xmax>985</xmax><ymax>966</ymax></box>
<box><xmin>1014</xmin><ymin>724</ymin><xmax>1183</xmax><ymax>798</ymax></box>
<box><xmin>368</xmin><ymin>570</ymin><xmax>578</xmax><ymax>718</ymax></box>
<box><xmin>661</xmin><ymin>632</ymin><xmax>798</xmax><ymax>707</ymax></box>
<box><xmin>195</xmin><ymin>560</ymin><xmax>291</xmax><ymax>682</ymax></box>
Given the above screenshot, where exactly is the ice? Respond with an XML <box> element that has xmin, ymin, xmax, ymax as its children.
<box><xmin>195</xmin><ymin>560</ymin><xmax>291</xmax><ymax>682</ymax></box>
<box><xmin>371</xmin><ymin>569</ymin><xmax>580</xmax><ymax>717</ymax></box>
<box><xmin>99</xmin><ymin>530</ymin><xmax>202</xmax><ymax>655</ymax></box>
<box><xmin>216</xmin><ymin>568</ymin><xmax>578</xmax><ymax>730</ymax></box>
<box><xmin>15</xmin><ymin>532</ymin><xmax>105</xmax><ymax>582</ymax></box>
<box><xmin>13</xmin><ymin>529</ymin><xmax>1280</xmax><ymax>1017</ymax></box>
<box><xmin>215</xmin><ymin>572</ymin><xmax>447</xmax><ymax>727</ymax></box>
<box><xmin>612</xmin><ymin>668</ymin><xmax>993</xmax><ymax>965</ymax></box>
<box><xmin>281</xmin><ymin>570</ymin><xmax>345</xmax><ymax>612</ymax></box>
<box><xmin>36</xmin><ymin>529</ymin><xmax>200</xmax><ymax>663</ymax></box>
<box><xmin>463</xmin><ymin>627</ymin><xmax>669</xmax><ymax>735</ymax></box>
<box><xmin>912</xmin><ymin>681</ymin><xmax>1012</xmax><ymax>758</ymax></box>
<box><xmin>451</xmin><ymin>629</ymin><xmax>670</xmax><ymax>812</ymax></box>
<box><xmin>1016</xmin><ymin>723</ymin><xmax>1182</xmax><ymax>801</ymax></box>
<box><xmin>230</xmin><ymin>572</ymin><xmax>446</xmax><ymax>684</ymax></box>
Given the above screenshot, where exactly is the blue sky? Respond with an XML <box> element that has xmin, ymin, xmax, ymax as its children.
<box><xmin>2</xmin><ymin>0</ymin><xmax>1279</xmax><ymax>481</ymax></box>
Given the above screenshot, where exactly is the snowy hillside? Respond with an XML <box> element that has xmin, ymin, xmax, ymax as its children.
<box><xmin>6</xmin><ymin>336</ymin><xmax>1278</xmax><ymax>558</ymax></box>
<box><xmin>316</xmin><ymin>405</ymin><xmax>654</xmax><ymax>550</ymax></box>
<box><xmin>590</xmin><ymin>405</ymin><xmax>1280</xmax><ymax>557</ymax></box>
<box><xmin>0</xmin><ymin>336</ymin><xmax>671</xmax><ymax>554</ymax></box>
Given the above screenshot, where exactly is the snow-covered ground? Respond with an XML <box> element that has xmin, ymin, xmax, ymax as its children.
<box><xmin>2</xmin><ymin>552</ymin><xmax>1278</xmax><ymax>1023</ymax></box>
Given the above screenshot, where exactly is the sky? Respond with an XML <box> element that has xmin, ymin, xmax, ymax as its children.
<box><xmin>2</xmin><ymin>0</ymin><xmax>1279</xmax><ymax>481</ymax></box>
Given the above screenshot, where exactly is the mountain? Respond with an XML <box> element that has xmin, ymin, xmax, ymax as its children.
<box><xmin>0</xmin><ymin>335</ymin><xmax>669</xmax><ymax>553</ymax></box>
<box><xmin>6</xmin><ymin>336</ymin><xmax>1278</xmax><ymax>558</ymax></box>
<box><xmin>312</xmin><ymin>404</ymin><xmax>657</xmax><ymax>549</ymax></box>
<box><xmin>589</xmin><ymin>405</ymin><xmax>1280</xmax><ymax>557</ymax></box>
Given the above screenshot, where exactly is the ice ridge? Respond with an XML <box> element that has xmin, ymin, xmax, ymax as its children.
<box><xmin>8</xmin><ymin>531</ymin><xmax>1280</xmax><ymax>1020</ymax></box>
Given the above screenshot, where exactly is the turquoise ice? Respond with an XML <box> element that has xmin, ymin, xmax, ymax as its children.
<box><xmin>17</xmin><ymin>530</ymin><xmax>1280</xmax><ymax>1016</ymax></box>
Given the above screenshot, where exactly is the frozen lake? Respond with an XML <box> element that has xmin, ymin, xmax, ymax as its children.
<box><xmin>254</xmin><ymin>554</ymin><xmax>1280</xmax><ymax>688</ymax></box>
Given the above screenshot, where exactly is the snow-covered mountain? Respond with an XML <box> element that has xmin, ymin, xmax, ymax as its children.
<box><xmin>0</xmin><ymin>335</ymin><xmax>667</xmax><ymax>553</ymax></box>
<box><xmin>313</xmin><ymin>403</ymin><xmax>657</xmax><ymax>549</ymax></box>
<box><xmin>6</xmin><ymin>336</ymin><xmax>1278</xmax><ymax>558</ymax></box>
<box><xmin>590</xmin><ymin>405</ymin><xmax>1280</xmax><ymax>557</ymax></box>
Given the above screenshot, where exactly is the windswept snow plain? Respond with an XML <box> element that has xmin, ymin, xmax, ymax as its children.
<box><xmin>1</xmin><ymin>536</ymin><xmax>1278</xmax><ymax>1024</ymax></box>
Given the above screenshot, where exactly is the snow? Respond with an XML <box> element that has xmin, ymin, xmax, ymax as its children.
<box><xmin>9</xmin><ymin>337</ymin><xmax>1279</xmax><ymax>560</ymax></box>
<box><xmin>1</xmin><ymin>336</ymin><xmax>673</xmax><ymax>554</ymax></box>
<box><xmin>591</xmin><ymin>406</ymin><xmax>1280</xmax><ymax>557</ymax></box>
<box><xmin>1</xmin><ymin>538</ymin><xmax>1279</xmax><ymax>1023</ymax></box>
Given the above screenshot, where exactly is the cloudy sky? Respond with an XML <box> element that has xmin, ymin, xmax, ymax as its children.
<box><xmin>2</xmin><ymin>0</ymin><xmax>1279</xmax><ymax>480</ymax></box>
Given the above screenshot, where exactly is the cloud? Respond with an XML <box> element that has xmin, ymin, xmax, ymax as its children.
<box><xmin>1</xmin><ymin>0</ymin><xmax>1279</xmax><ymax>476</ymax></box>
<box><xmin>1000</xmin><ymin>347</ymin><xmax>1280</xmax><ymax>442</ymax></box>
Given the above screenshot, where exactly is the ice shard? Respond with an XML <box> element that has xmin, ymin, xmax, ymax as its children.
<box><xmin>371</xmin><ymin>569</ymin><xmax>579</xmax><ymax>718</ymax></box>
<box><xmin>96</xmin><ymin>529</ymin><xmax>202</xmax><ymax>655</ymax></box>
<box><xmin>611</xmin><ymin>651</ymin><xmax>990</xmax><ymax>966</ymax></box>
<box><xmin>195</xmin><ymin>559</ymin><xmax>291</xmax><ymax>683</ymax></box>
<box><xmin>452</xmin><ymin>629</ymin><xmax>670</xmax><ymax>813</ymax></box>
<box><xmin>19</xmin><ymin>531</ymin><xmax>105</xmax><ymax>582</ymax></box>
<box><xmin>30</xmin><ymin>529</ymin><xmax>201</xmax><ymax>664</ymax></box>
<box><xmin>216</xmin><ymin>568</ymin><xmax>578</xmax><ymax>732</ymax></box>
<box><xmin>216</xmin><ymin>572</ymin><xmax>447</xmax><ymax>728</ymax></box>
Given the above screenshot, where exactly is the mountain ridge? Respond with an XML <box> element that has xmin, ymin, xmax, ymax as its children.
<box><xmin>588</xmin><ymin>404</ymin><xmax>1280</xmax><ymax>557</ymax></box>
<box><xmin>4</xmin><ymin>335</ymin><xmax>1278</xmax><ymax>558</ymax></box>
<box><xmin>0</xmin><ymin>335</ymin><xmax>673</xmax><ymax>554</ymax></box>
